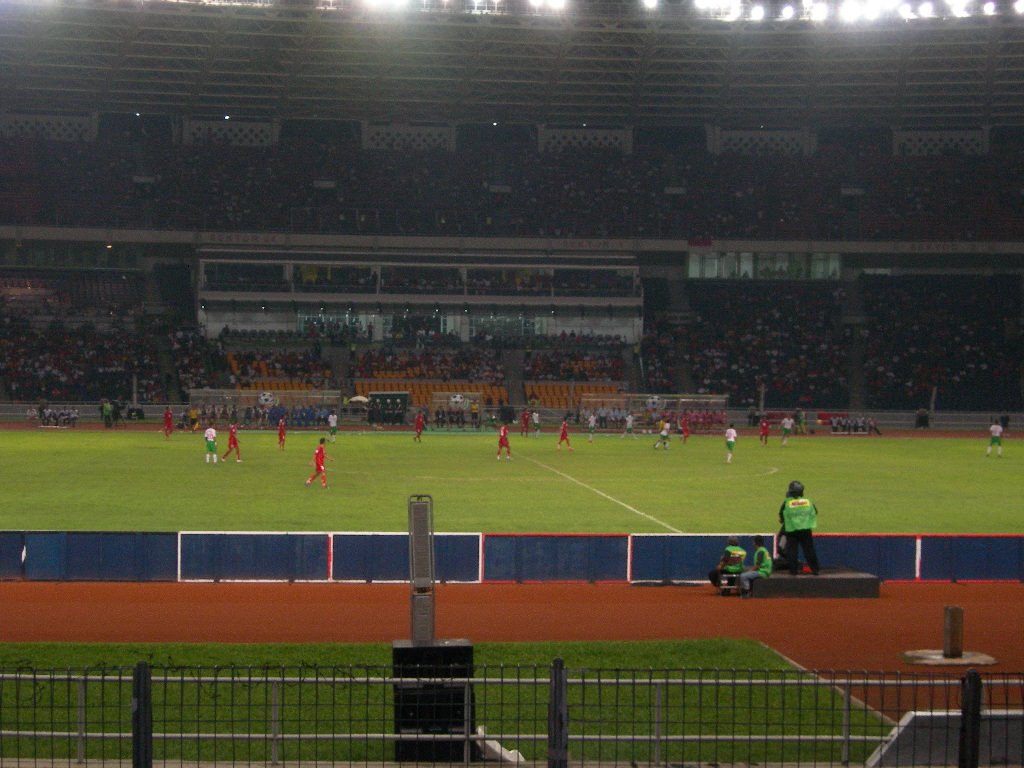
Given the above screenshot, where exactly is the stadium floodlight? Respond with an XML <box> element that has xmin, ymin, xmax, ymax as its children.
<box><xmin>1015</xmin><ymin>0</ymin><xmax>1024</xmax><ymax>13</ymax></box>
<box><xmin>548</xmin><ymin>0</ymin><xmax>566</xmax><ymax>10</ymax></box>
<box><xmin>642</xmin><ymin>0</ymin><xmax>658</xmax><ymax>9</ymax></box>
<box><xmin>810</xmin><ymin>1</ymin><xmax>829</xmax><ymax>18</ymax></box>
<box><xmin>839</xmin><ymin>0</ymin><xmax>862</xmax><ymax>21</ymax></box>
<box><xmin>749</xmin><ymin>4</ymin><xmax>765</xmax><ymax>19</ymax></box>
<box><xmin>918</xmin><ymin>0</ymin><xmax>934</xmax><ymax>14</ymax></box>
<box><xmin>982</xmin><ymin>1</ymin><xmax>996</xmax><ymax>12</ymax></box>
<box><xmin>528</xmin><ymin>0</ymin><xmax>543</xmax><ymax>7</ymax></box>
<box><xmin>898</xmin><ymin>2</ymin><xmax>915</xmax><ymax>16</ymax></box>
<box><xmin>780</xmin><ymin>3</ymin><xmax>795</xmax><ymax>16</ymax></box>
<box><xmin>861</xmin><ymin>0</ymin><xmax>881</xmax><ymax>18</ymax></box>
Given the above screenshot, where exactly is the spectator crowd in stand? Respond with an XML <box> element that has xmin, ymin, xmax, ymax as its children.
<box><xmin>524</xmin><ymin>349</ymin><xmax>625</xmax><ymax>382</ymax></box>
<box><xmin>4</xmin><ymin>132</ymin><xmax>1024</xmax><ymax>241</ymax></box>
<box><xmin>354</xmin><ymin>347</ymin><xmax>504</xmax><ymax>384</ymax></box>
<box><xmin>0</xmin><ymin>315</ymin><xmax>164</xmax><ymax>403</ymax></box>
<box><xmin>860</xmin><ymin>274</ymin><xmax>1022</xmax><ymax>411</ymax></box>
<box><xmin>663</xmin><ymin>282</ymin><xmax>850</xmax><ymax>410</ymax></box>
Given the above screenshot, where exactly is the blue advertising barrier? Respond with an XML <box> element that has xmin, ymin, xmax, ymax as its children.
<box><xmin>2</xmin><ymin>532</ymin><xmax>177</xmax><ymax>581</ymax></box>
<box><xmin>629</xmin><ymin>534</ymin><xmax>777</xmax><ymax>583</ymax></box>
<box><xmin>63</xmin><ymin>533</ymin><xmax>177</xmax><ymax>581</ymax></box>
<box><xmin>813</xmin><ymin>534</ymin><xmax>918</xmax><ymax>581</ymax></box>
<box><xmin>484</xmin><ymin>534</ymin><xmax>628</xmax><ymax>581</ymax></box>
<box><xmin>919</xmin><ymin>536</ymin><xmax>1024</xmax><ymax>581</ymax></box>
<box><xmin>2</xmin><ymin>531</ymin><xmax>1022</xmax><ymax>583</ymax></box>
<box><xmin>0</xmin><ymin>533</ymin><xmax>25</xmax><ymax>579</ymax></box>
<box><xmin>180</xmin><ymin>533</ymin><xmax>328</xmax><ymax>581</ymax></box>
<box><xmin>331</xmin><ymin>533</ymin><xmax>480</xmax><ymax>582</ymax></box>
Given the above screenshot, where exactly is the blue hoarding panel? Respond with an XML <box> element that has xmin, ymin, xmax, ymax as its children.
<box><xmin>482</xmin><ymin>536</ymin><xmax>518</xmax><ymax>581</ymax></box>
<box><xmin>331</xmin><ymin>534</ymin><xmax>480</xmax><ymax>582</ymax></box>
<box><xmin>66</xmin><ymin>533</ymin><xmax>125</xmax><ymax>579</ymax></box>
<box><xmin>138</xmin><ymin>534</ymin><xmax>178</xmax><ymax>580</ymax></box>
<box><xmin>62</xmin><ymin>533</ymin><xmax>178</xmax><ymax>581</ymax></box>
<box><xmin>435</xmin><ymin>535</ymin><xmax>480</xmax><ymax>582</ymax></box>
<box><xmin>630</xmin><ymin>535</ymin><xmax>775</xmax><ymax>582</ymax></box>
<box><xmin>484</xmin><ymin>535</ymin><xmax>628</xmax><ymax>581</ymax></box>
<box><xmin>813</xmin><ymin>535</ymin><xmax>917</xmax><ymax>581</ymax></box>
<box><xmin>180</xmin><ymin>534</ymin><xmax>327</xmax><ymax>580</ymax></box>
<box><xmin>630</xmin><ymin>534</ymin><xmax>915</xmax><ymax>582</ymax></box>
<box><xmin>920</xmin><ymin>536</ymin><xmax>1023</xmax><ymax>581</ymax></box>
<box><xmin>24</xmin><ymin>533</ymin><xmax>67</xmax><ymax>580</ymax></box>
<box><xmin>0</xmin><ymin>533</ymin><xmax>25</xmax><ymax>579</ymax></box>
<box><xmin>332</xmin><ymin>535</ymin><xmax>406</xmax><ymax>581</ymax></box>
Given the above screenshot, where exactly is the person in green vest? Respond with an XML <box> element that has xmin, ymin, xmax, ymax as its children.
<box><xmin>739</xmin><ymin>535</ymin><xmax>773</xmax><ymax>597</ymax></box>
<box><xmin>779</xmin><ymin>480</ymin><xmax>820</xmax><ymax>575</ymax></box>
<box><xmin>707</xmin><ymin>536</ymin><xmax>747</xmax><ymax>588</ymax></box>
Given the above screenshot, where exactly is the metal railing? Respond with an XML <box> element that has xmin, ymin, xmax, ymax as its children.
<box><xmin>1</xmin><ymin>663</ymin><xmax>1021</xmax><ymax>766</ymax></box>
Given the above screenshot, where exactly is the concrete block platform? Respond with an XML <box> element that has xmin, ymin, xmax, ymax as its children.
<box><xmin>750</xmin><ymin>567</ymin><xmax>880</xmax><ymax>598</ymax></box>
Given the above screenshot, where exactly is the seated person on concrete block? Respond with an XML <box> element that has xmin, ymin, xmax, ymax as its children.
<box><xmin>708</xmin><ymin>536</ymin><xmax>746</xmax><ymax>588</ymax></box>
<box><xmin>739</xmin><ymin>535</ymin><xmax>773</xmax><ymax>596</ymax></box>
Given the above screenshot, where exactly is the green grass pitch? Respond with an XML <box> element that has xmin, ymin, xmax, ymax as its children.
<box><xmin>0</xmin><ymin>427</ymin><xmax>1017</xmax><ymax>534</ymax></box>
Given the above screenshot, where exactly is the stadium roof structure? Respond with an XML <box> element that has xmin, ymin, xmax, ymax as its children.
<box><xmin>1</xmin><ymin>0</ymin><xmax>1024</xmax><ymax>129</ymax></box>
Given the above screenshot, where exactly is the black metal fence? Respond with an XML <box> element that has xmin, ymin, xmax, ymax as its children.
<box><xmin>1</xmin><ymin>663</ymin><xmax>1021</xmax><ymax>766</ymax></box>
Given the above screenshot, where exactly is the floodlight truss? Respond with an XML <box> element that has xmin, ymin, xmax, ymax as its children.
<box><xmin>0</xmin><ymin>0</ymin><xmax>1023</xmax><ymax>128</ymax></box>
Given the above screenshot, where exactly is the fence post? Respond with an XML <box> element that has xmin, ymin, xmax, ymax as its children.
<box><xmin>271</xmin><ymin>680</ymin><xmax>280</xmax><ymax>765</ymax></box>
<box><xmin>841</xmin><ymin>679</ymin><xmax>852</xmax><ymax>765</ymax></box>
<box><xmin>76</xmin><ymin>677</ymin><xmax>86</xmax><ymax>764</ymax></box>
<box><xmin>958</xmin><ymin>668</ymin><xmax>982</xmax><ymax>768</ymax></box>
<box><xmin>547</xmin><ymin>657</ymin><xmax>569</xmax><ymax>768</ymax></box>
<box><xmin>131</xmin><ymin>662</ymin><xmax>153</xmax><ymax>768</ymax></box>
<box><xmin>653</xmin><ymin>681</ymin><xmax>663</xmax><ymax>765</ymax></box>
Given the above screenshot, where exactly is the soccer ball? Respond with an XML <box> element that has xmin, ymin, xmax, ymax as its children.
<box><xmin>448</xmin><ymin>393</ymin><xmax>465</xmax><ymax>407</ymax></box>
<box><xmin>257</xmin><ymin>391</ymin><xmax>276</xmax><ymax>406</ymax></box>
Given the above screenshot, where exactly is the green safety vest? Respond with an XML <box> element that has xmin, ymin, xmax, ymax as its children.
<box><xmin>721</xmin><ymin>545</ymin><xmax>746</xmax><ymax>574</ymax></box>
<box><xmin>782</xmin><ymin>497</ymin><xmax>817</xmax><ymax>532</ymax></box>
<box><xmin>753</xmin><ymin>546</ymin><xmax>773</xmax><ymax>577</ymax></box>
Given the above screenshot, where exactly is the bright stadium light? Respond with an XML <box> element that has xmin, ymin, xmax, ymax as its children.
<box><xmin>749</xmin><ymin>4</ymin><xmax>765</xmax><ymax>19</ymax></box>
<box><xmin>982</xmin><ymin>1</ymin><xmax>996</xmax><ymax>12</ymax></box>
<box><xmin>642</xmin><ymin>0</ymin><xmax>658</xmax><ymax>9</ymax></box>
<box><xmin>548</xmin><ymin>0</ymin><xmax>566</xmax><ymax>10</ymax></box>
<box><xmin>1015</xmin><ymin>0</ymin><xmax>1024</xmax><ymax>13</ymax></box>
<box><xmin>898</xmin><ymin>2</ymin><xmax>916</xmax><ymax>16</ymax></box>
<box><xmin>780</xmin><ymin>3</ymin><xmax>795</xmax><ymax>16</ymax></box>
<box><xmin>839</xmin><ymin>0</ymin><xmax>862</xmax><ymax>21</ymax></box>
<box><xmin>918</xmin><ymin>1</ymin><xmax>934</xmax><ymax>15</ymax></box>
<box><xmin>810</xmin><ymin>1</ymin><xmax>829</xmax><ymax>18</ymax></box>
<box><xmin>862</xmin><ymin>0</ymin><xmax>881</xmax><ymax>19</ymax></box>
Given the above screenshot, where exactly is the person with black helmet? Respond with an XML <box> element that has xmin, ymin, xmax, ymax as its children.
<box><xmin>779</xmin><ymin>480</ymin><xmax>820</xmax><ymax>575</ymax></box>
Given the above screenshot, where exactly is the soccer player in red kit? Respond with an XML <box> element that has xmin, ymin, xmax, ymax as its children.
<box><xmin>519</xmin><ymin>408</ymin><xmax>530</xmax><ymax>437</ymax></box>
<box><xmin>222</xmin><ymin>422</ymin><xmax>242</xmax><ymax>462</ymax></box>
<box><xmin>679</xmin><ymin>415</ymin><xmax>690</xmax><ymax>444</ymax></box>
<box><xmin>414</xmin><ymin>410</ymin><xmax>425</xmax><ymax>442</ymax></box>
<box><xmin>162</xmin><ymin>407</ymin><xmax>174</xmax><ymax>439</ymax></box>
<box><xmin>759</xmin><ymin>418</ymin><xmax>770</xmax><ymax>445</ymax></box>
<box><xmin>306</xmin><ymin>437</ymin><xmax>332</xmax><ymax>488</ymax></box>
<box><xmin>557</xmin><ymin>419</ymin><xmax>573</xmax><ymax>451</ymax></box>
<box><xmin>277</xmin><ymin>417</ymin><xmax>287</xmax><ymax>450</ymax></box>
<box><xmin>497</xmin><ymin>422</ymin><xmax>512</xmax><ymax>460</ymax></box>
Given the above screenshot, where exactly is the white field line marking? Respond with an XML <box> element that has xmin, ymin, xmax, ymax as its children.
<box><xmin>522</xmin><ymin>455</ymin><xmax>682</xmax><ymax>533</ymax></box>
